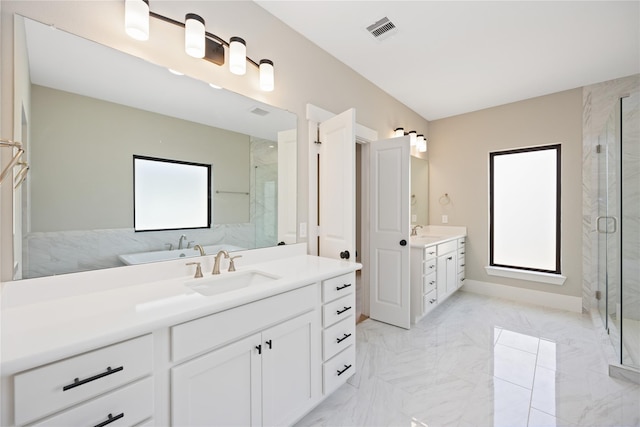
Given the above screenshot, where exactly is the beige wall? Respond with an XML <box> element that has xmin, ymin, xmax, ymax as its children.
<box><xmin>30</xmin><ymin>85</ymin><xmax>250</xmax><ymax>232</ymax></box>
<box><xmin>0</xmin><ymin>1</ymin><xmax>429</xmax><ymax>280</ymax></box>
<box><xmin>428</xmin><ymin>88</ymin><xmax>584</xmax><ymax>298</ymax></box>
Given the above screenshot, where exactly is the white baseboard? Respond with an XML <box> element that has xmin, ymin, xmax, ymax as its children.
<box><xmin>461</xmin><ymin>279</ymin><xmax>583</xmax><ymax>313</ymax></box>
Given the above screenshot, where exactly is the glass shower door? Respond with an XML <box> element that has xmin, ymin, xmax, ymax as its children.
<box><xmin>596</xmin><ymin>104</ymin><xmax>621</xmax><ymax>359</ymax></box>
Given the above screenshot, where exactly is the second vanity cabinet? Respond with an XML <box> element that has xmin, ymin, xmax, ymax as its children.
<box><xmin>410</xmin><ymin>236</ymin><xmax>467</xmax><ymax>324</ymax></box>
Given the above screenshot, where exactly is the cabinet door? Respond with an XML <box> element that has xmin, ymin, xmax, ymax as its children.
<box><xmin>445</xmin><ymin>252</ymin><xmax>458</xmax><ymax>295</ymax></box>
<box><xmin>171</xmin><ymin>333</ymin><xmax>262</xmax><ymax>427</ymax></box>
<box><xmin>261</xmin><ymin>311</ymin><xmax>316</xmax><ymax>427</ymax></box>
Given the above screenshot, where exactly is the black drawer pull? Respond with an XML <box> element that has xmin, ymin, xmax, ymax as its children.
<box><xmin>336</xmin><ymin>333</ymin><xmax>352</xmax><ymax>344</ymax></box>
<box><xmin>336</xmin><ymin>306</ymin><xmax>352</xmax><ymax>315</ymax></box>
<box><xmin>63</xmin><ymin>366</ymin><xmax>123</xmax><ymax>391</ymax></box>
<box><xmin>265</xmin><ymin>340</ymin><xmax>272</xmax><ymax>349</ymax></box>
<box><xmin>447</xmin><ymin>256</ymin><xmax>453</xmax><ymax>261</ymax></box>
<box><xmin>337</xmin><ymin>364</ymin><xmax>352</xmax><ymax>376</ymax></box>
<box><xmin>256</xmin><ymin>344</ymin><xmax>262</xmax><ymax>355</ymax></box>
<box><xmin>336</xmin><ymin>283</ymin><xmax>352</xmax><ymax>291</ymax></box>
<box><xmin>94</xmin><ymin>413</ymin><xmax>124</xmax><ymax>427</ymax></box>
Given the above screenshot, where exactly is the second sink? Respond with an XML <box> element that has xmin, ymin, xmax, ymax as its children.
<box><xmin>186</xmin><ymin>270</ymin><xmax>280</xmax><ymax>297</ymax></box>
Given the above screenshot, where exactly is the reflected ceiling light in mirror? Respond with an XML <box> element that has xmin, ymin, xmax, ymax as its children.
<box><xmin>209</xmin><ymin>83</ymin><xmax>222</xmax><ymax>89</ymax></box>
<box><xmin>124</xmin><ymin>1</ymin><xmax>275</xmax><ymax>91</ymax></box>
<box><xmin>259</xmin><ymin>60</ymin><xmax>274</xmax><ymax>92</ymax></box>
<box><xmin>394</xmin><ymin>127</ymin><xmax>405</xmax><ymax>137</ymax></box>
<box><xmin>125</xmin><ymin>0</ymin><xmax>149</xmax><ymax>41</ymax></box>
<box><xmin>184</xmin><ymin>13</ymin><xmax>206</xmax><ymax>58</ymax></box>
<box><xmin>168</xmin><ymin>68</ymin><xmax>184</xmax><ymax>75</ymax></box>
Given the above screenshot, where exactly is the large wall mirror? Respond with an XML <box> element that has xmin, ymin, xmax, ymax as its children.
<box><xmin>13</xmin><ymin>16</ymin><xmax>297</xmax><ymax>279</ymax></box>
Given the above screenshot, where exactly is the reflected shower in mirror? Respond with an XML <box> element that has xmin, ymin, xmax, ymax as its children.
<box><xmin>14</xmin><ymin>16</ymin><xmax>297</xmax><ymax>279</ymax></box>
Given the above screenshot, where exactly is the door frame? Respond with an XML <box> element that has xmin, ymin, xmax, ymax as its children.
<box><xmin>307</xmin><ymin>104</ymin><xmax>378</xmax><ymax>316</ymax></box>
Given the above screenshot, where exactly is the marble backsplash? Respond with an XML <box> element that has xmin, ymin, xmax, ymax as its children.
<box><xmin>22</xmin><ymin>224</ymin><xmax>256</xmax><ymax>279</ymax></box>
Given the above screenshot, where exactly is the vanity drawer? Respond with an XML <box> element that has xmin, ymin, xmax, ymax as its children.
<box><xmin>458</xmin><ymin>238</ymin><xmax>466</xmax><ymax>248</ymax></box>
<box><xmin>14</xmin><ymin>334</ymin><xmax>153</xmax><ymax>426</ymax></box>
<box><xmin>323</xmin><ymin>316</ymin><xmax>355</xmax><ymax>361</ymax></box>
<box><xmin>172</xmin><ymin>284</ymin><xmax>316</xmax><ymax>362</ymax></box>
<box><xmin>458</xmin><ymin>254</ymin><xmax>466</xmax><ymax>273</ymax></box>
<box><xmin>423</xmin><ymin>246</ymin><xmax>437</xmax><ymax>260</ymax></box>
<box><xmin>422</xmin><ymin>272</ymin><xmax>436</xmax><ymax>294</ymax></box>
<box><xmin>423</xmin><ymin>259</ymin><xmax>437</xmax><ymax>274</ymax></box>
<box><xmin>30</xmin><ymin>378</ymin><xmax>153</xmax><ymax>427</ymax></box>
<box><xmin>437</xmin><ymin>240</ymin><xmax>457</xmax><ymax>256</ymax></box>
<box><xmin>422</xmin><ymin>290</ymin><xmax>438</xmax><ymax>315</ymax></box>
<box><xmin>323</xmin><ymin>293</ymin><xmax>355</xmax><ymax>328</ymax></box>
<box><xmin>323</xmin><ymin>344</ymin><xmax>355</xmax><ymax>395</ymax></box>
<box><xmin>458</xmin><ymin>272</ymin><xmax>466</xmax><ymax>288</ymax></box>
<box><xmin>322</xmin><ymin>272</ymin><xmax>355</xmax><ymax>303</ymax></box>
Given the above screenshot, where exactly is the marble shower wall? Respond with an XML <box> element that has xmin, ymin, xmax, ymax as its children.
<box><xmin>582</xmin><ymin>74</ymin><xmax>639</xmax><ymax>314</ymax></box>
<box><xmin>250</xmin><ymin>137</ymin><xmax>278</xmax><ymax>248</ymax></box>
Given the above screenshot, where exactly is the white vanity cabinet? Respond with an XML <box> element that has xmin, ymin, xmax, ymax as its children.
<box><xmin>320</xmin><ymin>272</ymin><xmax>356</xmax><ymax>394</ymax></box>
<box><xmin>410</xmin><ymin>235</ymin><xmax>467</xmax><ymax>324</ymax></box>
<box><xmin>170</xmin><ymin>284</ymin><xmax>319</xmax><ymax>427</ymax></box>
<box><xmin>13</xmin><ymin>334</ymin><xmax>154</xmax><ymax>427</ymax></box>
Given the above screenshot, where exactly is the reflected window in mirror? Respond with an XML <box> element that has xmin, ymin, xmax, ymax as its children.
<box><xmin>133</xmin><ymin>156</ymin><xmax>211</xmax><ymax>232</ymax></box>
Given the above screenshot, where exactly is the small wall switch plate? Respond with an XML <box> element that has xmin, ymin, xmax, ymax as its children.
<box><xmin>299</xmin><ymin>222</ymin><xmax>307</xmax><ymax>238</ymax></box>
<box><xmin>411</xmin><ymin>214</ymin><xmax>417</xmax><ymax>223</ymax></box>
<box><xmin>442</xmin><ymin>215</ymin><xmax>449</xmax><ymax>224</ymax></box>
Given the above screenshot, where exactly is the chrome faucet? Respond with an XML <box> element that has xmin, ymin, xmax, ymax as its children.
<box><xmin>411</xmin><ymin>225</ymin><xmax>423</xmax><ymax>236</ymax></box>
<box><xmin>178</xmin><ymin>234</ymin><xmax>187</xmax><ymax>249</ymax></box>
<box><xmin>193</xmin><ymin>244</ymin><xmax>206</xmax><ymax>256</ymax></box>
<box><xmin>212</xmin><ymin>250</ymin><xmax>229</xmax><ymax>275</ymax></box>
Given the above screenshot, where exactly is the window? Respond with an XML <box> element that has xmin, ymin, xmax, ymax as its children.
<box><xmin>489</xmin><ymin>144</ymin><xmax>561</xmax><ymax>274</ymax></box>
<box><xmin>134</xmin><ymin>155</ymin><xmax>211</xmax><ymax>232</ymax></box>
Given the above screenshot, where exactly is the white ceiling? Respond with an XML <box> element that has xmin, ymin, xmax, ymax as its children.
<box><xmin>255</xmin><ymin>1</ymin><xmax>640</xmax><ymax>120</ymax></box>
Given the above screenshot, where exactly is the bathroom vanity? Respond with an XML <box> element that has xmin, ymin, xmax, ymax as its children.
<box><xmin>0</xmin><ymin>244</ymin><xmax>359</xmax><ymax>426</ymax></box>
<box><xmin>409</xmin><ymin>226</ymin><xmax>467</xmax><ymax>324</ymax></box>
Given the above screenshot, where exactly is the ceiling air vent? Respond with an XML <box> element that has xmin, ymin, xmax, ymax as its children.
<box><xmin>250</xmin><ymin>107</ymin><xmax>270</xmax><ymax>116</ymax></box>
<box><xmin>366</xmin><ymin>17</ymin><xmax>398</xmax><ymax>41</ymax></box>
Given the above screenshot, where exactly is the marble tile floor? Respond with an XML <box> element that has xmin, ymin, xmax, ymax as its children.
<box><xmin>295</xmin><ymin>291</ymin><xmax>640</xmax><ymax>427</ymax></box>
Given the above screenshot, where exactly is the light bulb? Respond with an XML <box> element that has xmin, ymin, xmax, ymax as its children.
<box><xmin>409</xmin><ymin>131</ymin><xmax>417</xmax><ymax>146</ymax></box>
<box><xmin>185</xmin><ymin>13</ymin><xmax>206</xmax><ymax>58</ymax></box>
<box><xmin>394</xmin><ymin>128</ymin><xmax>404</xmax><ymax>137</ymax></box>
<box><xmin>125</xmin><ymin>0</ymin><xmax>149</xmax><ymax>41</ymax></box>
<box><xmin>229</xmin><ymin>37</ymin><xmax>246</xmax><ymax>75</ymax></box>
<box><xmin>259</xmin><ymin>59</ymin><xmax>274</xmax><ymax>91</ymax></box>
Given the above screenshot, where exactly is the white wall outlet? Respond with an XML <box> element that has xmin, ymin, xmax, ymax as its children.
<box><xmin>411</xmin><ymin>214</ymin><xmax>417</xmax><ymax>223</ymax></box>
<box><xmin>299</xmin><ymin>222</ymin><xmax>307</xmax><ymax>238</ymax></box>
<box><xmin>442</xmin><ymin>215</ymin><xmax>449</xmax><ymax>224</ymax></box>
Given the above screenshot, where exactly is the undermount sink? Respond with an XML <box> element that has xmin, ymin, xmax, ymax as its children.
<box><xmin>411</xmin><ymin>235</ymin><xmax>444</xmax><ymax>244</ymax></box>
<box><xmin>186</xmin><ymin>270</ymin><xmax>280</xmax><ymax>297</ymax></box>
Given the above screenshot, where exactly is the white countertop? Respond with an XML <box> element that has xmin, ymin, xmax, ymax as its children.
<box><xmin>1</xmin><ymin>252</ymin><xmax>360</xmax><ymax>375</ymax></box>
<box><xmin>409</xmin><ymin>225</ymin><xmax>467</xmax><ymax>248</ymax></box>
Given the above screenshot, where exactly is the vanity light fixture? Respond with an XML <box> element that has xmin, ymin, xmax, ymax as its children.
<box><xmin>229</xmin><ymin>37</ymin><xmax>247</xmax><ymax>75</ymax></box>
<box><xmin>408</xmin><ymin>130</ymin><xmax>417</xmax><ymax>146</ymax></box>
<box><xmin>124</xmin><ymin>0</ymin><xmax>149</xmax><ymax>41</ymax></box>
<box><xmin>394</xmin><ymin>127</ymin><xmax>405</xmax><ymax>137</ymax></box>
<box><xmin>184</xmin><ymin>13</ymin><xmax>206</xmax><ymax>58</ymax></box>
<box><xmin>124</xmin><ymin>0</ymin><xmax>275</xmax><ymax>91</ymax></box>
<box><xmin>417</xmin><ymin>135</ymin><xmax>427</xmax><ymax>152</ymax></box>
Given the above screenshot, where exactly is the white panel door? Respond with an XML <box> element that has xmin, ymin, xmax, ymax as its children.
<box><xmin>369</xmin><ymin>136</ymin><xmax>411</xmax><ymax>329</ymax></box>
<box><xmin>278</xmin><ymin>128</ymin><xmax>298</xmax><ymax>244</ymax></box>
<box><xmin>171</xmin><ymin>333</ymin><xmax>262</xmax><ymax>427</ymax></box>
<box><xmin>318</xmin><ymin>109</ymin><xmax>356</xmax><ymax>260</ymax></box>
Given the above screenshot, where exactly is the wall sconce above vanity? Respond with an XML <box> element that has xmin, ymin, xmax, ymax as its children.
<box><xmin>394</xmin><ymin>127</ymin><xmax>427</xmax><ymax>152</ymax></box>
<box><xmin>124</xmin><ymin>0</ymin><xmax>275</xmax><ymax>91</ymax></box>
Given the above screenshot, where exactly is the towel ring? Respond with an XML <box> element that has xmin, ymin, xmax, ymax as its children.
<box><xmin>439</xmin><ymin>193</ymin><xmax>450</xmax><ymax>205</ymax></box>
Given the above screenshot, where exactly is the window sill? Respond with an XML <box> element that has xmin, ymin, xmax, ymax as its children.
<box><xmin>485</xmin><ymin>266</ymin><xmax>566</xmax><ymax>286</ymax></box>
